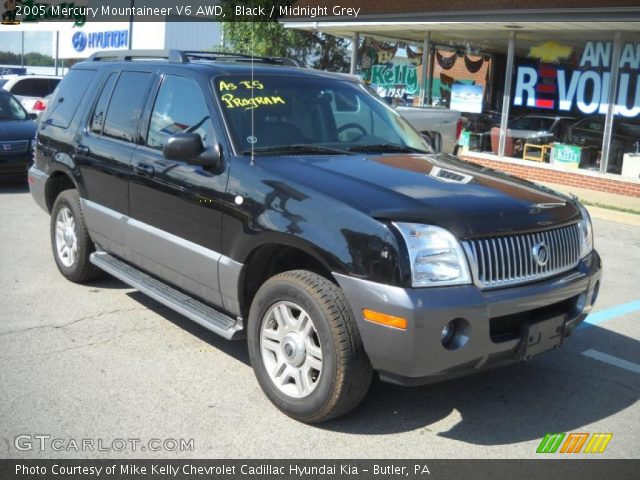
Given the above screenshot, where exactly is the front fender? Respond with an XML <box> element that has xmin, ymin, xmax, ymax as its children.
<box><xmin>222</xmin><ymin>159</ymin><xmax>406</xmax><ymax>285</ymax></box>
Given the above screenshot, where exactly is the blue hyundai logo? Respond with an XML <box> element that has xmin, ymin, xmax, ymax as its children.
<box><xmin>72</xmin><ymin>31</ymin><xmax>87</xmax><ymax>52</ymax></box>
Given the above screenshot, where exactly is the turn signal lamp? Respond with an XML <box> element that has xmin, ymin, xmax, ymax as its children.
<box><xmin>362</xmin><ymin>309</ymin><xmax>407</xmax><ymax>330</ymax></box>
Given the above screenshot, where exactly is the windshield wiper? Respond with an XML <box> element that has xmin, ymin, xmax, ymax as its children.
<box><xmin>241</xmin><ymin>144</ymin><xmax>354</xmax><ymax>156</ymax></box>
<box><xmin>346</xmin><ymin>144</ymin><xmax>430</xmax><ymax>154</ymax></box>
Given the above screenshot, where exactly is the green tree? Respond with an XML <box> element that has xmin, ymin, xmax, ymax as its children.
<box><xmin>219</xmin><ymin>1</ymin><xmax>350</xmax><ymax>72</ymax></box>
<box><xmin>221</xmin><ymin>22</ymin><xmax>350</xmax><ymax>72</ymax></box>
<box><xmin>310</xmin><ymin>33</ymin><xmax>350</xmax><ymax>72</ymax></box>
<box><xmin>0</xmin><ymin>51</ymin><xmax>21</xmax><ymax>65</ymax></box>
<box><xmin>221</xmin><ymin>22</ymin><xmax>312</xmax><ymax>65</ymax></box>
<box><xmin>25</xmin><ymin>52</ymin><xmax>54</xmax><ymax>66</ymax></box>
<box><xmin>0</xmin><ymin>50</ymin><xmax>54</xmax><ymax>66</ymax></box>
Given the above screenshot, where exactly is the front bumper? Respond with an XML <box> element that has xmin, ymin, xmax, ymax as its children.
<box><xmin>0</xmin><ymin>153</ymin><xmax>30</xmax><ymax>178</ymax></box>
<box><xmin>335</xmin><ymin>250</ymin><xmax>602</xmax><ymax>386</ymax></box>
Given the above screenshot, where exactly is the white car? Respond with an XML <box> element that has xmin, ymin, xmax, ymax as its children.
<box><xmin>0</xmin><ymin>75</ymin><xmax>62</xmax><ymax>117</ymax></box>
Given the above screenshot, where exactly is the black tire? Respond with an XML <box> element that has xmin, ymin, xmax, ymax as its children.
<box><xmin>50</xmin><ymin>189</ymin><xmax>102</xmax><ymax>283</ymax></box>
<box><xmin>247</xmin><ymin>270</ymin><xmax>372</xmax><ymax>423</ymax></box>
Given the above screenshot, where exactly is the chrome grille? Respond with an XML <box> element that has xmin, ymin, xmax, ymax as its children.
<box><xmin>463</xmin><ymin>224</ymin><xmax>581</xmax><ymax>288</ymax></box>
<box><xmin>0</xmin><ymin>140</ymin><xmax>29</xmax><ymax>155</ymax></box>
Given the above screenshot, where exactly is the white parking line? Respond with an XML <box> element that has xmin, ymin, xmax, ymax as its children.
<box><xmin>581</xmin><ymin>349</ymin><xmax>640</xmax><ymax>375</ymax></box>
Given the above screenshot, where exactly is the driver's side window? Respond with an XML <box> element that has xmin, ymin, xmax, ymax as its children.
<box><xmin>147</xmin><ymin>75</ymin><xmax>214</xmax><ymax>151</ymax></box>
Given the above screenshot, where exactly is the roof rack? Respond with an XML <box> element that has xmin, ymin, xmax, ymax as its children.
<box><xmin>88</xmin><ymin>49</ymin><xmax>301</xmax><ymax>67</ymax></box>
<box><xmin>88</xmin><ymin>49</ymin><xmax>188</xmax><ymax>62</ymax></box>
<box><xmin>182</xmin><ymin>51</ymin><xmax>301</xmax><ymax>67</ymax></box>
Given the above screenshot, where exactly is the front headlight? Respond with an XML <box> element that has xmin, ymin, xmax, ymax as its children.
<box><xmin>577</xmin><ymin>203</ymin><xmax>593</xmax><ymax>258</ymax></box>
<box><xmin>393</xmin><ymin>223</ymin><xmax>471</xmax><ymax>287</ymax></box>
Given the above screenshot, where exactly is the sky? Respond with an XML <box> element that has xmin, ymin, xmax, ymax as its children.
<box><xmin>0</xmin><ymin>31</ymin><xmax>54</xmax><ymax>56</ymax></box>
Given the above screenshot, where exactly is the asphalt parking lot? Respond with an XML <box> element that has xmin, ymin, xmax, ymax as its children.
<box><xmin>1</xmin><ymin>181</ymin><xmax>639</xmax><ymax>459</ymax></box>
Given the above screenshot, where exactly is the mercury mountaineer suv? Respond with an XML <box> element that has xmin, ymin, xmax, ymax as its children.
<box><xmin>29</xmin><ymin>50</ymin><xmax>602</xmax><ymax>423</ymax></box>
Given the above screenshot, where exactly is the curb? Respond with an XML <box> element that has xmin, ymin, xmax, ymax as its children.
<box><xmin>585</xmin><ymin>205</ymin><xmax>640</xmax><ymax>227</ymax></box>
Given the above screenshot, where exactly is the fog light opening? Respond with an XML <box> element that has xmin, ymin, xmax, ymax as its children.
<box><xmin>576</xmin><ymin>292</ymin><xmax>587</xmax><ymax>314</ymax></box>
<box><xmin>442</xmin><ymin>318</ymin><xmax>471</xmax><ymax>350</ymax></box>
<box><xmin>441</xmin><ymin>321</ymin><xmax>455</xmax><ymax>346</ymax></box>
<box><xmin>591</xmin><ymin>281</ymin><xmax>600</xmax><ymax>306</ymax></box>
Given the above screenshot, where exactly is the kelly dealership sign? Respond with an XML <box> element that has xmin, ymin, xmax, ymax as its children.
<box><xmin>370</xmin><ymin>63</ymin><xmax>419</xmax><ymax>98</ymax></box>
<box><xmin>514</xmin><ymin>41</ymin><xmax>640</xmax><ymax>118</ymax></box>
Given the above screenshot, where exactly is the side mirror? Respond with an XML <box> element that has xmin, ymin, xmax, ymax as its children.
<box><xmin>28</xmin><ymin>113</ymin><xmax>38</xmax><ymax>120</ymax></box>
<box><xmin>191</xmin><ymin>143</ymin><xmax>223</xmax><ymax>171</ymax></box>
<box><xmin>163</xmin><ymin>132</ymin><xmax>204</xmax><ymax>161</ymax></box>
<box><xmin>163</xmin><ymin>132</ymin><xmax>222</xmax><ymax>170</ymax></box>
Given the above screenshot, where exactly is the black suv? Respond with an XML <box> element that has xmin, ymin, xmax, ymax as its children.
<box><xmin>29</xmin><ymin>50</ymin><xmax>602</xmax><ymax>423</ymax></box>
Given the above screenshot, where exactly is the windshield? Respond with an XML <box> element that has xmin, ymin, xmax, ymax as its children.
<box><xmin>510</xmin><ymin>117</ymin><xmax>555</xmax><ymax>131</ymax></box>
<box><xmin>213</xmin><ymin>75</ymin><xmax>433</xmax><ymax>155</ymax></box>
<box><xmin>0</xmin><ymin>92</ymin><xmax>27</xmax><ymax>121</ymax></box>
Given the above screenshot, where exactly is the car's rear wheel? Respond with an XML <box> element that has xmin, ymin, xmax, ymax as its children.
<box><xmin>50</xmin><ymin>189</ymin><xmax>102</xmax><ymax>283</ymax></box>
<box><xmin>247</xmin><ymin>270</ymin><xmax>372</xmax><ymax>423</ymax></box>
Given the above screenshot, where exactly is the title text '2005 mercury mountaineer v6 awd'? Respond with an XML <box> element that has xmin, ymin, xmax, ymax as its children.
<box><xmin>29</xmin><ymin>50</ymin><xmax>602</xmax><ymax>423</ymax></box>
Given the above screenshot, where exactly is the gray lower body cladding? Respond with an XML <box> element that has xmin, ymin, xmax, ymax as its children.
<box><xmin>80</xmin><ymin>198</ymin><xmax>244</xmax><ymax>317</ymax></box>
<box><xmin>28</xmin><ymin>166</ymin><xmax>48</xmax><ymax>211</ymax></box>
<box><xmin>334</xmin><ymin>250</ymin><xmax>602</xmax><ymax>386</ymax></box>
<box><xmin>28</xmin><ymin>166</ymin><xmax>244</xmax><ymax>318</ymax></box>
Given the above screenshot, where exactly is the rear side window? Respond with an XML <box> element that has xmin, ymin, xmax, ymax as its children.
<box><xmin>46</xmin><ymin>78</ymin><xmax>60</xmax><ymax>95</ymax></box>
<box><xmin>10</xmin><ymin>78</ymin><xmax>41</xmax><ymax>96</ymax></box>
<box><xmin>102</xmin><ymin>71</ymin><xmax>153</xmax><ymax>143</ymax></box>
<box><xmin>44</xmin><ymin>69</ymin><xmax>97</xmax><ymax>129</ymax></box>
<box><xmin>10</xmin><ymin>78</ymin><xmax>58</xmax><ymax>97</ymax></box>
<box><xmin>90</xmin><ymin>72</ymin><xmax>119</xmax><ymax>135</ymax></box>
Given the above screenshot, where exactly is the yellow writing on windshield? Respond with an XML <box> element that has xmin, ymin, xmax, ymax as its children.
<box><xmin>220</xmin><ymin>93</ymin><xmax>286</xmax><ymax>110</ymax></box>
<box><xmin>219</xmin><ymin>80</ymin><xmax>264</xmax><ymax>91</ymax></box>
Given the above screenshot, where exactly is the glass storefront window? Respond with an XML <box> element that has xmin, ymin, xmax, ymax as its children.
<box><xmin>357</xmin><ymin>37</ymin><xmax>421</xmax><ymax>105</ymax></box>
<box><xmin>351</xmin><ymin>28</ymin><xmax>638</xmax><ymax>176</ymax></box>
<box><xmin>429</xmin><ymin>47</ymin><xmax>492</xmax><ymax>110</ymax></box>
<box><xmin>613</xmin><ymin>32</ymin><xmax>640</xmax><ymax>179</ymax></box>
<box><xmin>431</xmin><ymin>47</ymin><xmax>495</xmax><ymax>153</ymax></box>
<box><xmin>507</xmin><ymin>31</ymin><xmax>635</xmax><ymax>175</ymax></box>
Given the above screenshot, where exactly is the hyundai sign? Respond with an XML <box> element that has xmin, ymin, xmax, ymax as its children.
<box><xmin>72</xmin><ymin>30</ymin><xmax>129</xmax><ymax>52</ymax></box>
<box><xmin>59</xmin><ymin>23</ymin><xmax>130</xmax><ymax>58</ymax></box>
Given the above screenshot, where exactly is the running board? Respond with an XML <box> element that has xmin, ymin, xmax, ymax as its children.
<box><xmin>90</xmin><ymin>251</ymin><xmax>244</xmax><ymax>340</ymax></box>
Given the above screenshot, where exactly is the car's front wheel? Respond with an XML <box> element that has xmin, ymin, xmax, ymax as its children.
<box><xmin>247</xmin><ymin>270</ymin><xmax>372</xmax><ymax>423</ymax></box>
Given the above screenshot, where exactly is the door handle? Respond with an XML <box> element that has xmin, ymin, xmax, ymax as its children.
<box><xmin>133</xmin><ymin>162</ymin><xmax>155</xmax><ymax>177</ymax></box>
<box><xmin>75</xmin><ymin>144</ymin><xmax>90</xmax><ymax>155</ymax></box>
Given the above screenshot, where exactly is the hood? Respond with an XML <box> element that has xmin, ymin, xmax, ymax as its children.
<box><xmin>256</xmin><ymin>153</ymin><xmax>580</xmax><ymax>239</ymax></box>
<box><xmin>0</xmin><ymin>120</ymin><xmax>37</xmax><ymax>142</ymax></box>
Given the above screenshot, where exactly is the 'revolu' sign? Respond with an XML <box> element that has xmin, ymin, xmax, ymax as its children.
<box><xmin>514</xmin><ymin>41</ymin><xmax>640</xmax><ymax>118</ymax></box>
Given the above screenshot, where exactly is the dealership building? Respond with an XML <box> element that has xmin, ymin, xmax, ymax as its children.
<box><xmin>1</xmin><ymin>20</ymin><xmax>221</xmax><ymax>71</ymax></box>
<box><xmin>287</xmin><ymin>0</ymin><xmax>640</xmax><ymax>197</ymax></box>
<box><xmin>57</xmin><ymin>21</ymin><xmax>221</xmax><ymax>59</ymax></box>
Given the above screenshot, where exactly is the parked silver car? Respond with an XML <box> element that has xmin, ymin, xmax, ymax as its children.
<box><xmin>0</xmin><ymin>74</ymin><xmax>62</xmax><ymax>117</ymax></box>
